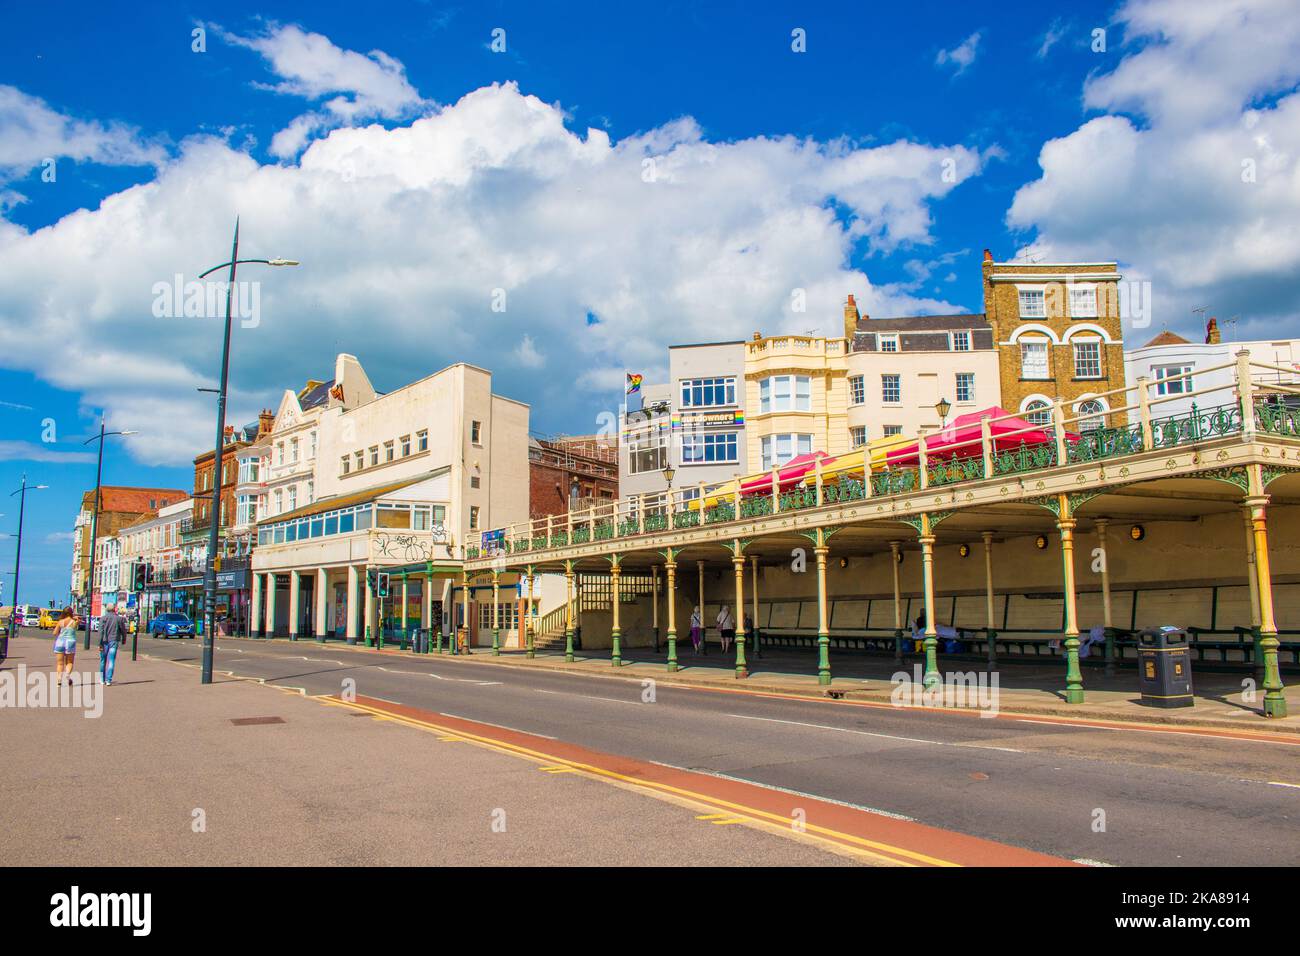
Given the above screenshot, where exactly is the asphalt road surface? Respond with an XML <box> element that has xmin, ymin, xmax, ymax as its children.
<box><xmin>136</xmin><ymin>635</ymin><xmax>1299</xmax><ymax>866</ymax></box>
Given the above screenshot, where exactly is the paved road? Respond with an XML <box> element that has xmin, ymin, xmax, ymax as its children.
<box><xmin>131</xmin><ymin>634</ymin><xmax>1299</xmax><ymax>866</ymax></box>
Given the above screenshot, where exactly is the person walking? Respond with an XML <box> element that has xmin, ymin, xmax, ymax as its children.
<box><xmin>52</xmin><ymin>607</ymin><xmax>78</xmax><ymax>685</ymax></box>
<box><xmin>98</xmin><ymin>602</ymin><xmax>128</xmax><ymax>686</ymax></box>
<box><xmin>716</xmin><ymin>604</ymin><xmax>735</xmax><ymax>654</ymax></box>
<box><xmin>689</xmin><ymin>606</ymin><xmax>703</xmax><ymax>656</ymax></box>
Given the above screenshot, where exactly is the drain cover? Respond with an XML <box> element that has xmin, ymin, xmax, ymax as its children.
<box><xmin>230</xmin><ymin>716</ymin><xmax>286</xmax><ymax>726</ymax></box>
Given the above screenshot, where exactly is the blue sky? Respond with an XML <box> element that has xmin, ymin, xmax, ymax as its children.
<box><xmin>2</xmin><ymin>0</ymin><xmax>1299</xmax><ymax>605</ymax></box>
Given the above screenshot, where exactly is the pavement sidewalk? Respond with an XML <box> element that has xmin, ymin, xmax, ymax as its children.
<box><xmin>234</xmin><ymin>634</ymin><xmax>1300</xmax><ymax>735</ymax></box>
<box><xmin>0</xmin><ymin>634</ymin><xmax>855</xmax><ymax>866</ymax></box>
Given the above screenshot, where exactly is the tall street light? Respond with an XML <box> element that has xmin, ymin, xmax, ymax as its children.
<box><xmin>8</xmin><ymin>475</ymin><xmax>48</xmax><ymax>638</ymax></box>
<box><xmin>82</xmin><ymin>420</ymin><xmax>138</xmax><ymax>650</ymax></box>
<box><xmin>196</xmin><ymin>217</ymin><xmax>298</xmax><ymax>685</ymax></box>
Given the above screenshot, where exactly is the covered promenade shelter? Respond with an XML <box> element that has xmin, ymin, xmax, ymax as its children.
<box><xmin>465</xmin><ymin>354</ymin><xmax>1300</xmax><ymax>718</ymax></box>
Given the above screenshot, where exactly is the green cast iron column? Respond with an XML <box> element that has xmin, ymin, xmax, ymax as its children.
<box><xmin>610</xmin><ymin>560</ymin><xmax>622</xmax><ymax>667</ymax></box>
<box><xmin>665</xmin><ymin>558</ymin><xmax>679</xmax><ymax>673</ymax></box>
<box><xmin>564</xmin><ymin>563</ymin><xmax>575</xmax><ymax>663</ymax></box>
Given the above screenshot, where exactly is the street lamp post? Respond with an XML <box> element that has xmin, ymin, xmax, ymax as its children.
<box><xmin>82</xmin><ymin>419</ymin><xmax>137</xmax><ymax>650</ymax></box>
<box><xmin>8</xmin><ymin>475</ymin><xmax>48</xmax><ymax>638</ymax></box>
<box><xmin>196</xmin><ymin>217</ymin><xmax>297</xmax><ymax>685</ymax></box>
<box><xmin>935</xmin><ymin>397</ymin><xmax>952</xmax><ymax>429</ymax></box>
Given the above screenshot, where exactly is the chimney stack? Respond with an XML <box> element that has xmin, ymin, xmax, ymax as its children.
<box><xmin>1205</xmin><ymin>316</ymin><xmax>1221</xmax><ymax>344</ymax></box>
<box><xmin>843</xmin><ymin>294</ymin><xmax>861</xmax><ymax>340</ymax></box>
<box><xmin>257</xmin><ymin>408</ymin><xmax>274</xmax><ymax>437</ymax></box>
<box><xmin>983</xmin><ymin>248</ymin><xmax>993</xmax><ymax>263</ymax></box>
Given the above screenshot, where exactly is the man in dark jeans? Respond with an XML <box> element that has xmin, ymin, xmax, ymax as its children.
<box><xmin>98</xmin><ymin>602</ymin><xmax>129</xmax><ymax>686</ymax></box>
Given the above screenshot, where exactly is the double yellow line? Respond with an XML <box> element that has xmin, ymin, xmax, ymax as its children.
<box><xmin>316</xmin><ymin>694</ymin><xmax>958</xmax><ymax>866</ymax></box>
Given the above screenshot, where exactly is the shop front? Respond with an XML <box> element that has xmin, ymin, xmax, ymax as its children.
<box><xmin>170</xmin><ymin>568</ymin><xmax>251</xmax><ymax>635</ymax></box>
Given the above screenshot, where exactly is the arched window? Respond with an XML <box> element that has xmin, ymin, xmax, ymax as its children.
<box><xmin>1077</xmin><ymin>399</ymin><xmax>1105</xmax><ymax>432</ymax></box>
<box><xmin>1023</xmin><ymin>400</ymin><xmax>1051</xmax><ymax>426</ymax></box>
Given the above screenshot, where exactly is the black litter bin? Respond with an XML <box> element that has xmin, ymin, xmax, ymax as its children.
<box><xmin>1138</xmin><ymin>626</ymin><xmax>1194</xmax><ymax>708</ymax></box>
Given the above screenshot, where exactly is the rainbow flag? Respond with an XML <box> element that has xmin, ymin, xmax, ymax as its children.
<box><xmin>625</xmin><ymin>373</ymin><xmax>643</xmax><ymax>395</ymax></box>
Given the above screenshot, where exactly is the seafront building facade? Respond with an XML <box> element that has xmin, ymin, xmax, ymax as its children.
<box><xmin>1124</xmin><ymin>324</ymin><xmax>1300</xmax><ymax>424</ymax></box>
<box><xmin>118</xmin><ymin>497</ymin><xmax>195</xmax><ymax>624</ymax></box>
<box><xmin>845</xmin><ymin>297</ymin><xmax>1001</xmax><ymax>444</ymax></box>
<box><xmin>620</xmin><ymin>342</ymin><xmax>751</xmax><ymax>505</ymax></box>
<box><xmin>71</xmin><ymin>485</ymin><xmax>189</xmax><ymax>616</ymax></box>
<box><xmin>248</xmin><ymin>355</ymin><xmax>531</xmax><ymax>648</ymax></box>
<box><xmin>981</xmin><ymin>251</ymin><xmax>1125</xmax><ymax>429</ymax></box>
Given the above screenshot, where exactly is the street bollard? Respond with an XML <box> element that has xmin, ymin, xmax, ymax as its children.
<box><xmin>365</xmin><ymin>625</ymin><xmax>373</xmax><ymax>648</ymax></box>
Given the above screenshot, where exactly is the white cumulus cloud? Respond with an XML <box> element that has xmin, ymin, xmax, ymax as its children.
<box><xmin>213</xmin><ymin>22</ymin><xmax>430</xmax><ymax>159</ymax></box>
<box><xmin>0</xmin><ymin>80</ymin><xmax>987</xmax><ymax>466</ymax></box>
<box><xmin>0</xmin><ymin>85</ymin><xmax>164</xmax><ymax>182</ymax></box>
<box><xmin>1007</xmin><ymin>0</ymin><xmax>1300</xmax><ymax>342</ymax></box>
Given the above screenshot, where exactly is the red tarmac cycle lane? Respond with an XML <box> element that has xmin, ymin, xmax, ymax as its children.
<box><xmin>339</xmin><ymin>693</ymin><xmax>1077</xmax><ymax>867</ymax></box>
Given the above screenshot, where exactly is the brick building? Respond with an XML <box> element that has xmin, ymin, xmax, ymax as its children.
<box><xmin>529</xmin><ymin>435</ymin><xmax>618</xmax><ymax>519</ymax></box>
<box><xmin>980</xmin><ymin>250</ymin><xmax>1125</xmax><ymax>429</ymax></box>
<box><xmin>70</xmin><ymin>486</ymin><xmax>189</xmax><ymax>609</ymax></box>
<box><xmin>186</xmin><ymin>420</ymin><xmax>264</xmax><ymax>560</ymax></box>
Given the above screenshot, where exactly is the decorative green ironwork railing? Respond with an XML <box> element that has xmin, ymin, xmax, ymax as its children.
<box><xmin>673</xmin><ymin>510</ymin><xmax>700</xmax><ymax>529</ymax></box>
<box><xmin>871</xmin><ymin>468</ymin><xmax>918</xmax><ymax>497</ymax></box>
<box><xmin>779</xmin><ymin>486</ymin><xmax>817</xmax><ymax>512</ymax></box>
<box><xmin>928</xmin><ymin>456</ymin><xmax>985</xmax><ymax>486</ymax></box>
<box><xmin>1068</xmin><ymin>424</ymin><xmax>1143</xmax><ymax>464</ymax></box>
<box><xmin>1150</xmin><ymin>402</ymin><xmax>1242</xmax><ymax>448</ymax></box>
<box><xmin>1255</xmin><ymin>400</ymin><xmax>1300</xmax><ymax>438</ymax></box>
<box><xmin>481</xmin><ymin>395</ymin><xmax>1300</xmax><ymax>557</ymax></box>
<box><xmin>466</xmin><ymin>546</ymin><xmax>480</xmax><ymax>559</ymax></box>
<box><xmin>704</xmin><ymin>502</ymin><xmax>735</xmax><ymax>524</ymax></box>
<box><xmin>821</xmin><ymin>476</ymin><xmax>864</xmax><ymax>503</ymax></box>
<box><xmin>993</xmin><ymin>441</ymin><xmax>1058</xmax><ymax>476</ymax></box>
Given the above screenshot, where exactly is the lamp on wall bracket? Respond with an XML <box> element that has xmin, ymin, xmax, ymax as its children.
<box><xmin>1130</xmin><ymin>523</ymin><xmax>1145</xmax><ymax>541</ymax></box>
<box><xmin>935</xmin><ymin>397</ymin><xmax>952</xmax><ymax>428</ymax></box>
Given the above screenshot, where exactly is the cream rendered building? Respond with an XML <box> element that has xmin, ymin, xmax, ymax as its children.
<box><xmin>250</xmin><ymin>355</ymin><xmax>530</xmax><ymax>647</ymax></box>
<box><xmin>743</xmin><ymin>333</ymin><xmax>850</xmax><ymax>467</ymax></box>
<box><xmin>845</xmin><ymin>297</ymin><xmax>1001</xmax><ymax>444</ymax></box>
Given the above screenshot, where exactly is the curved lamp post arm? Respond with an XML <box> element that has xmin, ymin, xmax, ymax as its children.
<box><xmin>198</xmin><ymin>258</ymin><xmax>299</xmax><ymax>280</ymax></box>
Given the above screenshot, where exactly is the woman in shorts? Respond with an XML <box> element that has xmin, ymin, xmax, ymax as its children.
<box><xmin>52</xmin><ymin>607</ymin><xmax>78</xmax><ymax>684</ymax></box>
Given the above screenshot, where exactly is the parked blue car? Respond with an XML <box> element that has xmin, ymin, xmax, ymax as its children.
<box><xmin>149</xmin><ymin>612</ymin><xmax>195</xmax><ymax>639</ymax></box>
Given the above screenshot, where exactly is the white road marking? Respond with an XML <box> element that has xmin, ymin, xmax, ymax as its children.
<box><xmin>725</xmin><ymin>713</ymin><xmax>944</xmax><ymax>745</ymax></box>
<box><xmin>1017</xmin><ymin>718</ymin><xmax>1300</xmax><ymax>746</ymax></box>
<box><xmin>958</xmin><ymin>744</ymin><xmax>1025</xmax><ymax>754</ymax></box>
<box><xmin>647</xmin><ymin>760</ymin><xmax>918</xmax><ymax>822</ymax></box>
<box><xmin>534</xmin><ymin>688</ymin><xmax>643</xmax><ymax>706</ymax></box>
<box><xmin>1072</xmin><ymin>858</ymin><xmax>1116</xmax><ymax>867</ymax></box>
<box><xmin>422</xmin><ymin>670</ymin><xmax>501</xmax><ymax>685</ymax></box>
<box><xmin>368</xmin><ymin>695</ymin><xmax>404</xmax><ymax>705</ymax></box>
<box><xmin>439</xmin><ymin>712</ymin><xmax>557</xmax><ymax>740</ymax></box>
<box><xmin>1268</xmin><ymin>781</ymin><xmax>1300</xmax><ymax>789</ymax></box>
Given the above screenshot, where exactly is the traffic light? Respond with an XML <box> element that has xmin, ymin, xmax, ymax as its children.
<box><xmin>133</xmin><ymin>562</ymin><xmax>146</xmax><ymax>591</ymax></box>
<box><xmin>366</xmin><ymin>569</ymin><xmax>377</xmax><ymax>593</ymax></box>
<box><xmin>377</xmin><ymin>572</ymin><xmax>390</xmax><ymax>599</ymax></box>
